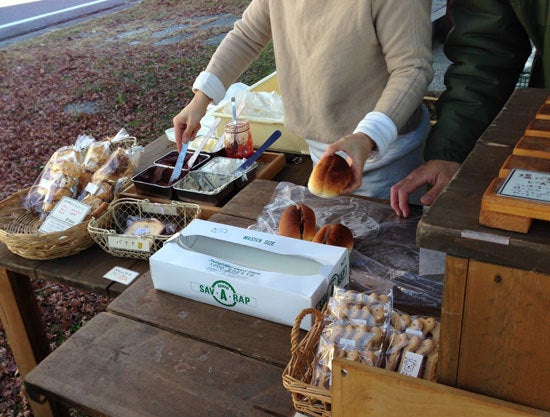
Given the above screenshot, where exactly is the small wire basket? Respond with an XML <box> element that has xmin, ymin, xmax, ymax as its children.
<box><xmin>88</xmin><ymin>198</ymin><xmax>201</xmax><ymax>259</ymax></box>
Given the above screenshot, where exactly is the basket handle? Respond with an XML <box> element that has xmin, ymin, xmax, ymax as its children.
<box><xmin>290</xmin><ymin>308</ymin><xmax>324</xmax><ymax>356</ymax></box>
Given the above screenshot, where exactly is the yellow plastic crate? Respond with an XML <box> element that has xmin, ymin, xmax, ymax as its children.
<box><xmin>211</xmin><ymin>72</ymin><xmax>309</xmax><ymax>155</ymax></box>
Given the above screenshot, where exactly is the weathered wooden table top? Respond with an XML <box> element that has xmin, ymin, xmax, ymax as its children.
<box><xmin>417</xmin><ymin>88</ymin><xmax>550</xmax><ymax>274</ymax></box>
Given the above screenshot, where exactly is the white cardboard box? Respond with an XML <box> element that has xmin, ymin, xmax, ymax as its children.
<box><xmin>149</xmin><ymin>219</ymin><xmax>349</xmax><ymax>329</ymax></box>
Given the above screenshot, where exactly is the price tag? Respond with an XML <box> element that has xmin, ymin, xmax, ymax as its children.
<box><xmin>107</xmin><ymin>235</ymin><xmax>152</xmax><ymax>252</ymax></box>
<box><xmin>141</xmin><ymin>202</ymin><xmax>178</xmax><ymax>216</ymax></box>
<box><xmin>399</xmin><ymin>351</ymin><xmax>424</xmax><ymax>378</ymax></box>
<box><xmin>498</xmin><ymin>169</ymin><xmax>550</xmax><ymax>203</ymax></box>
<box><xmin>338</xmin><ymin>337</ymin><xmax>357</xmax><ymax>351</ymax></box>
<box><xmin>85</xmin><ymin>182</ymin><xmax>99</xmax><ymax>195</ymax></box>
<box><xmin>103</xmin><ymin>266</ymin><xmax>139</xmax><ymax>285</ymax></box>
<box><xmin>39</xmin><ymin>197</ymin><xmax>91</xmax><ymax>233</ymax></box>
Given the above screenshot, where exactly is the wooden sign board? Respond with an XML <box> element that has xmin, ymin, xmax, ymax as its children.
<box><xmin>480</xmin><ymin>96</ymin><xmax>550</xmax><ymax>233</ymax></box>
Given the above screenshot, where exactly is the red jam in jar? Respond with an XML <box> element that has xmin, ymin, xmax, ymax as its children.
<box><xmin>224</xmin><ymin>120</ymin><xmax>253</xmax><ymax>158</ymax></box>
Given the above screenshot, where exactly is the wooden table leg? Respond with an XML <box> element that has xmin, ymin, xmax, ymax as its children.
<box><xmin>438</xmin><ymin>255</ymin><xmax>469</xmax><ymax>387</ymax></box>
<box><xmin>0</xmin><ymin>267</ymin><xmax>69</xmax><ymax>417</ymax></box>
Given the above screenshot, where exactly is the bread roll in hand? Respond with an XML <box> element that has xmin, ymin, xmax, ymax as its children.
<box><xmin>308</xmin><ymin>154</ymin><xmax>352</xmax><ymax>198</ymax></box>
<box><xmin>312</xmin><ymin>223</ymin><xmax>354</xmax><ymax>251</ymax></box>
<box><xmin>278</xmin><ymin>204</ymin><xmax>316</xmax><ymax>240</ymax></box>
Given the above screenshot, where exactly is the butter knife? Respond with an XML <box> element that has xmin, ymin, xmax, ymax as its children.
<box><xmin>169</xmin><ymin>141</ymin><xmax>190</xmax><ymax>184</ymax></box>
<box><xmin>231</xmin><ymin>130</ymin><xmax>282</xmax><ymax>176</ymax></box>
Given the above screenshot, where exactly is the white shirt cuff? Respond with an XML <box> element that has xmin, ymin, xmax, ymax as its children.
<box><xmin>192</xmin><ymin>71</ymin><xmax>226</xmax><ymax>105</ymax></box>
<box><xmin>353</xmin><ymin>112</ymin><xmax>398</xmax><ymax>161</ymax></box>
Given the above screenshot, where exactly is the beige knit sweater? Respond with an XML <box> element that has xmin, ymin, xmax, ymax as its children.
<box><xmin>205</xmin><ymin>0</ymin><xmax>433</xmax><ymax>143</ymax></box>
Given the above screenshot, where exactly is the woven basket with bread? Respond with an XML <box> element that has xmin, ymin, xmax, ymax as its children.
<box><xmin>0</xmin><ymin>188</ymin><xmax>109</xmax><ymax>260</ymax></box>
<box><xmin>0</xmin><ymin>134</ymin><xmax>138</xmax><ymax>260</ymax></box>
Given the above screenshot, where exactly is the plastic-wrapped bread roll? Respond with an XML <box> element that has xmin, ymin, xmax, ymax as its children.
<box><xmin>308</xmin><ymin>154</ymin><xmax>352</xmax><ymax>198</ymax></box>
<box><xmin>278</xmin><ymin>203</ymin><xmax>316</xmax><ymax>240</ymax></box>
<box><xmin>312</xmin><ymin>223</ymin><xmax>354</xmax><ymax>251</ymax></box>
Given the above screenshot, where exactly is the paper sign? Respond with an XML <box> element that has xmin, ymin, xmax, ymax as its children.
<box><xmin>39</xmin><ymin>197</ymin><xmax>91</xmax><ymax>233</ymax></box>
<box><xmin>498</xmin><ymin>169</ymin><xmax>550</xmax><ymax>203</ymax></box>
<box><xmin>107</xmin><ymin>235</ymin><xmax>152</xmax><ymax>252</ymax></box>
<box><xmin>103</xmin><ymin>266</ymin><xmax>140</xmax><ymax>285</ymax></box>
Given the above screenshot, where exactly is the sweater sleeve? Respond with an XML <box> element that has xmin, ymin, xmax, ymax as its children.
<box><xmin>424</xmin><ymin>0</ymin><xmax>532</xmax><ymax>163</ymax></box>
<box><xmin>371</xmin><ymin>0</ymin><xmax>433</xmax><ymax>129</ymax></box>
<box><xmin>204</xmin><ymin>0</ymin><xmax>272</xmax><ymax>90</ymax></box>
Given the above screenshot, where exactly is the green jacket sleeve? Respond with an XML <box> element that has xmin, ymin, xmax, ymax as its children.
<box><xmin>424</xmin><ymin>0</ymin><xmax>532</xmax><ymax>163</ymax></box>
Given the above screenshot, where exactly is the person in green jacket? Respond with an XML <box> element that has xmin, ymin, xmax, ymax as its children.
<box><xmin>390</xmin><ymin>0</ymin><xmax>549</xmax><ymax>217</ymax></box>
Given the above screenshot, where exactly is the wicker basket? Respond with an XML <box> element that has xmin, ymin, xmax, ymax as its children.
<box><xmin>88</xmin><ymin>198</ymin><xmax>201</xmax><ymax>259</ymax></box>
<box><xmin>0</xmin><ymin>188</ymin><xmax>96</xmax><ymax>260</ymax></box>
<box><xmin>282</xmin><ymin>308</ymin><xmax>333</xmax><ymax>417</ymax></box>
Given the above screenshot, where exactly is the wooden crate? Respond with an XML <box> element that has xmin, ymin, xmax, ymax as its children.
<box><xmin>331</xmin><ymin>359</ymin><xmax>549</xmax><ymax>417</ymax></box>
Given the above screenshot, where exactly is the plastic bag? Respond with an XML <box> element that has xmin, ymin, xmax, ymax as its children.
<box><xmin>310</xmin><ymin>287</ymin><xmax>393</xmax><ymax>389</ymax></box>
<box><xmin>80</xmin><ymin>146</ymin><xmax>143</xmax><ymax>210</ymax></box>
<box><xmin>221</xmin><ymin>90</ymin><xmax>284</xmax><ymax>120</ymax></box>
<box><xmin>23</xmin><ymin>134</ymin><xmax>95</xmax><ymax>216</ymax></box>
<box><xmin>383</xmin><ymin>310</ymin><xmax>440</xmax><ymax>380</ymax></box>
<box><xmin>249</xmin><ymin>182</ymin><xmax>443</xmax><ymax>311</ymax></box>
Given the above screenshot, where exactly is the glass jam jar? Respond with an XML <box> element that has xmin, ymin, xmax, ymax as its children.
<box><xmin>224</xmin><ymin>120</ymin><xmax>253</xmax><ymax>158</ymax></box>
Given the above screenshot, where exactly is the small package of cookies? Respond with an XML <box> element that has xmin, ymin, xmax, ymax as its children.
<box><xmin>310</xmin><ymin>287</ymin><xmax>393</xmax><ymax>389</ymax></box>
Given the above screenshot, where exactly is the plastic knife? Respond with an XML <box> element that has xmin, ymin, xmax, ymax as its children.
<box><xmin>186</xmin><ymin>117</ymin><xmax>221</xmax><ymax>170</ymax></box>
<box><xmin>231</xmin><ymin>130</ymin><xmax>282</xmax><ymax>176</ymax></box>
<box><xmin>169</xmin><ymin>141</ymin><xmax>190</xmax><ymax>184</ymax></box>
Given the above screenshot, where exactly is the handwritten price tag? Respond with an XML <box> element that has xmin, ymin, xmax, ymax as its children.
<box><xmin>107</xmin><ymin>235</ymin><xmax>152</xmax><ymax>252</ymax></box>
<box><xmin>498</xmin><ymin>169</ymin><xmax>550</xmax><ymax>203</ymax></box>
<box><xmin>39</xmin><ymin>197</ymin><xmax>91</xmax><ymax>233</ymax></box>
<box><xmin>103</xmin><ymin>266</ymin><xmax>140</xmax><ymax>285</ymax></box>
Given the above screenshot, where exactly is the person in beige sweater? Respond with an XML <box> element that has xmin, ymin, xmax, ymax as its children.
<box><xmin>173</xmin><ymin>0</ymin><xmax>433</xmax><ymax>200</ymax></box>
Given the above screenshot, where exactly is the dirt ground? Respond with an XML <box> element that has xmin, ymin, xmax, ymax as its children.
<box><xmin>0</xmin><ymin>1</ymin><xmax>275</xmax><ymax>415</ymax></box>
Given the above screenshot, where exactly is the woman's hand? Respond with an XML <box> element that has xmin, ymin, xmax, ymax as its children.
<box><xmin>172</xmin><ymin>90</ymin><xmax>212</xmax><ymax>151</ymax></box>
<box><xmin>321</xmin><ymin>132</ymin><xmax>376</xmax><ymax>193</ymax></box>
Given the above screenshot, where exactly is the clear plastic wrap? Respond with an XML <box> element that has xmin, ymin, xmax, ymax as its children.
<box><xmin>80</xmin><ymin>146</ymin><xmax>143</xmax><ymax>210</ymax></box>
<box><xmin>123</xmin><ymin>215</ymin><xmax>177</xmax><ymax>236</ymax></box>
<box><xmin>221</xmin><ymin>90</ymin><xmax>284</xmax><ymax>120</ymax></box>
<box><xmin>249</xmin><ymin>182</ymin><xmax>443</xmax><ymax>310</ymax></box>
<box><xmin>23</xmin><ymin>135</ymin><xmax>94</xmax><ymax>217</ymax></box>
<box><xmin>383</xmin><ymin>310</ymin><xmax>440</xmax><ymax>380</ymax></box>
<box><xmin>310</xmin><ymin>287</ymin><xmax>393</xmax><ymax>389</ymax></box>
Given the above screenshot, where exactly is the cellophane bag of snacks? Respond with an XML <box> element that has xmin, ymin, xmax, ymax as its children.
<box><xmin>310</xmin><ymin>287</ymin><xmax>393</xmax><ymax>389</ymax></box>
<box><xmin>384</xmin><ymin>309</ymin><xmax>440</xmax><ymax>381</ymax></box>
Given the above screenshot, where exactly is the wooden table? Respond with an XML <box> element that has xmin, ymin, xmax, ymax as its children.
<box><xmin>0</xmin><ymin>134</ymin><xmax>312</xmax><ymax>417</ymax></box>
<box><xmin>416</xmin><ymin>88</ymin><xmax>550</xmax><ymax>411</ymax></box>
<box><xmin>22</xmin><ymin>180</ymin><xmax>304</xmax><ymax>417</ymax></box>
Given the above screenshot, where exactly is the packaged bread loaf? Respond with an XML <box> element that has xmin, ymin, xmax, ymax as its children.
<box><xmin>80</xmin><ymin>146</ymin><xmax>142</xmax><ymax>210</ymax></box>
<box><xmin>24</xmin><ymin>145</ymin><xmax>84</xmax><ymax>216</ymax></box>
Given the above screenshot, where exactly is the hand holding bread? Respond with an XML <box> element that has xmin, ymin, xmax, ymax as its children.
<box><xmin>308</xmin><ymin>154</ymin><xmax>352</xmax><ymax>198</ymax></box>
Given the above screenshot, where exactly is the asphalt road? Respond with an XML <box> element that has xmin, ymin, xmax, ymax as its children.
<box><xmin>0</xmin><ymin>0</ymin><xmax>141</xmax><ymax>46</ymax></box>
